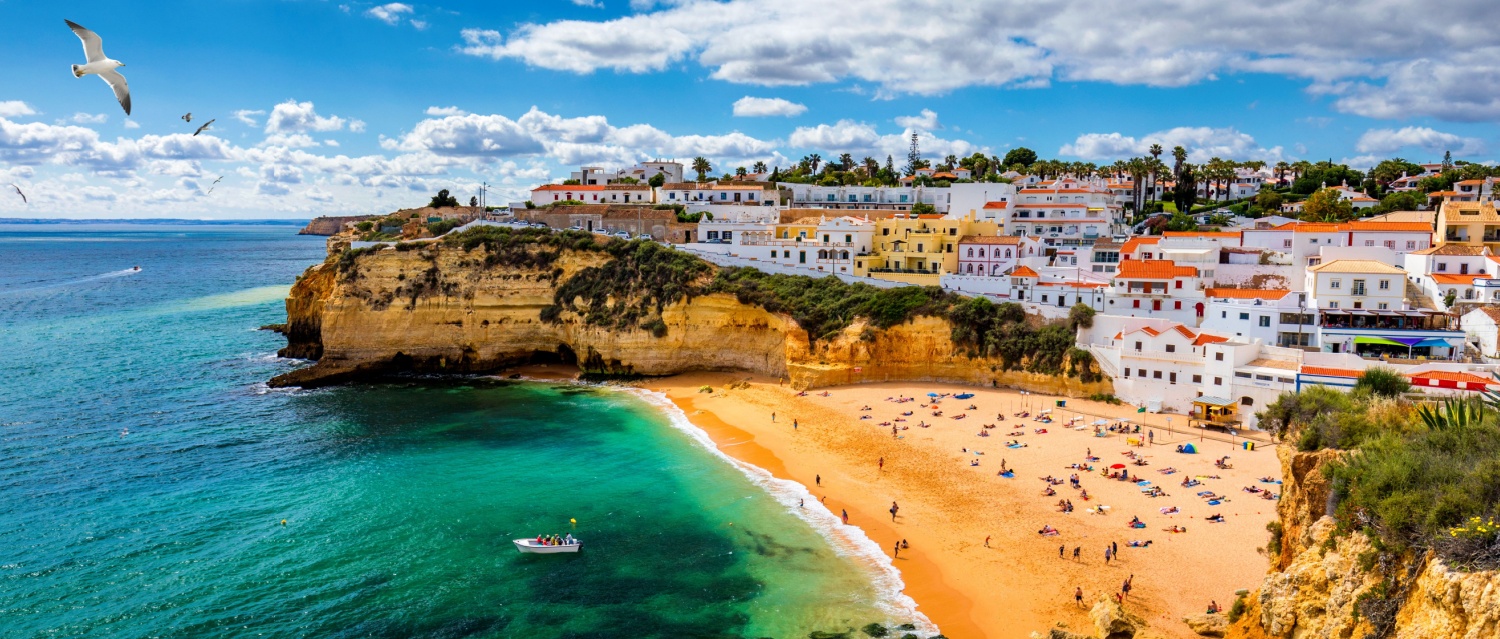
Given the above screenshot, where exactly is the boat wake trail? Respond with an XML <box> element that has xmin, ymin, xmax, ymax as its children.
<box><xmin>0</xmin><ymin>267</ymin><xmax>140</xmax><ymax>295</ymax></box>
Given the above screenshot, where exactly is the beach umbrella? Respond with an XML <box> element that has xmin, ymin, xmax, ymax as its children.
<box><xmin>1109</xmin><ymin>463</ymin><xmax>1126</xmax><ymax>469</ymax></box>
<box><xmin>927</xmin><ymin>392</ymin><xmax>940</xmax><ymax>397</ymax></box>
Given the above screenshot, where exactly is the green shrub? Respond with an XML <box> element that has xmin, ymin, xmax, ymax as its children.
<box><xmin>426</xmin><ymin>219</ymin><xmax>461</xmax><ymax>236</ymax></box>
<box><xmin>861</xmin><ymin>623</ymin><xmax>889</xmax><ymax>637</ymax></box>
<box><xmin>1353</xmin><ymin>367</ymin><xmax>1411</xmax><ymax>398</ymax></box>
<box><xmin>1265</xmin><ymin>520</ymin><xmax>1283</xmax><ymax>558</ymax></box>
<box><xmin>1228</xmin><ymin>595</ymin><xmax>1247</xmax><ymax>623</ymax></box>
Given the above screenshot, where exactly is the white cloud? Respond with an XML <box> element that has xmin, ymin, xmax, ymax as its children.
<box><xmin>571</xmin><ymin>0</ymin><xmax>603</xmax><ymax>6</ymax></box>
<box><xmin>426</xmin><ymin>106</ymin><xmax>469</xmax><ymax>117</ymax></box>
<box><xmin>65</xmin><ymin>113</ymin><xmax>109</xmax><ymax>125</ymax></box>
<box><xmin>265</xmin><ymin>100</ymin><xmax>348</xmax><ymax>134</ymax></box>
<box><xmin>0</xmin><ymin>101</ymin><xmax>38</xmax><ymax>118</ymax></box>
<box><xmin>349</xmin><ymin>119</ymin><xmax>367</xmax><ymax>133</ymax></box>
<box><xmin>324</xmin><ymin>139</ymin><xmax>341</xmax><ymax>147</ymax></box>
<box><xmin>410</xmin><ymin>19</ymin><xmax>428</xmax><ymax>30</ymax></box>
<box><xmin>893</xmin><ymin>109</ymin><xmax>939</xmax><ymax>130</ymax></box>
<box><xmin>1354</xmin><ymin>126</ymin><xmax>1487</xmax><ymax>157</ymax></box>
<box><xmin>123</xmin><ymin>119</ymin><xmax>141</xmax><ymax>129</ymax></box>
<box><xmin>1060</xmin><ymin>127</ymin><xmax>1283</xmax><ymax>163</ymax></box>
<box><xmin>365</xmin><ymin>3</ymin><xmax>413</xmax><ymax>26</ymax></box>
<box><xmin>233</xmin><ymin>109</ymin><xmax>267</xmax><ymax>126</ymax></box>
<box><xmin>456</xmin><ymin>0</ymin><xmax>1500</xmax><ymax>120</ymax></box>
<box><xmin>788</xmin><ymin>118</ymin><xmax>980</xmax><ymax>160</ymax></box>
<box><xmin>262</xmin><ymin>133</ymin><xmax>322</xmax><ymax>148</ymax></box>
<box><xmin>732</xmin><ymin>96</ymin><xmax>806</xmax><ymax>118</ymax></box>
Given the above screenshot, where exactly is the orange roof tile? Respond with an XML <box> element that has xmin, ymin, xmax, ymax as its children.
<box><xmin>533</xmin><ymin>184</ymin><xmax>606</xmax><ymax>191</ymax></box>
<box><xmin>1163</xmin><ymin>231</ymin><xmax>1243</xmax><ymax>238</ymax></box>
<box><xmin>1431</xmin><ymin>273</ymin><xmax>1485</xmax><ymax>284</ymax></box>
<box><xmin>1406</xmin><ymin>370</ymin><xmax>1497</xmax><ymax>386</ymax></box>
<box><xmin>982</xmin><ymin>201</ymin><xmax>1010</xmax><ymax>209</ymax></box>
<box><xmin>1300</xmin><ymin>366</ymin><xmax>1363</xmax><ymax>378</ymax></box>
<box><xmin>1116</xmin><ymin>259</ymin><xmax>1197</xmax><ymax>279</ymax></box>
<box><xmin>1010</xmin><ymin>266</ymin><xmax>1039</xmax><ymax>278</ymax></box>
<box><xmin>1204</xmin><ymin>288</ymin><xmax>1291</xmax><ymax>300</ymax></box>
<box><xmin>1192</xmin><ymin>333</ymin><xmax>1229</xmax><ymax>347</ymax></box>
<box><xmin>1120</xmin><ymin>236</ymin><xmax>1162</xmax><ymax>255</ymax></box>
<box><xmin>959</xmin><ymin>235</ymin><xmax>1024</xmax><ymax>245</ymax></box>
<box><xmin>1268</xmin><ymin>221</ymin><xmax>1433</xmax><ymax>233</ymax></box>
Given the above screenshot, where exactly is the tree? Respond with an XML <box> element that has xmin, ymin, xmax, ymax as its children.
<box><xmin>1255</xmin><ymin>189</ymin><xmax>1283</xmax><ymax>215</ymax></box>
<box><xmin>752</xmin><ymin>161</ymin><xmax>767</xmax><ymax>174</ymax></box>
<box><xmin>735</xmin><ymin>166</ymin><xmax>748</xmax><ymax>179</ymax></box>
<box><xmin>1442</xmin><ymin>150</ymin><xmax>1454</xmax><ymax>173</ymax></box>
<box><xmin>1353</xmin><ymin>368</ymin><xmax>1411</xmax><ymax>398</ymax></box>
<box><xmin>691</xmin><ymin>157</ymin><xmax>712</xmax><ymax>182</ymax></box>
<box><xmin>1369</xmin><ymin>190</ymin><xmax>1423</xmax><ymax>215</ymax></box>
<box><xmin>885</xmin><ymin>155</ymin><xmax>895</xmax><ymax>177</ymax></box>
<box><xmin>1301</xmin><ymin>188</ymin><xmax>1354</xmax><ymax>222</ymax></box>
<box><xmin>839</xmin><ymin>153</ymin><xmax>854</xmax><ymax>172</ymax></box>
<box><xmin>1172</xmin><ymin>163</ymin><xmax>1198</xmax><ymax>214</ymax></box>
<box><xmin>428</xmin><ymin>189</ymin><xmax>459</xmax><ymax>208</ymax></box>
<box><xmin>910</xmin><ymin>202</ymin><xmax>935</xmax><ymax>215</ymax></box>
<box><xmin>469</xmin><ymin>196</ymin><xmax>478</xmax><ymax>207</ymax></box>
<box><xmin>1165</xmin><ymin>211</ymin><xmax>1197</xmax><ymax>232</ymax></box>
<box><xmin>1068</xmin><ymin>303</ymin><xmax>1096</xmax><ymax>330</ymax></box>
<box><xmin>1371</xmin><ymin>158</ymin><xmax>1423</xmax><ymax>186</ymax></box>
<box><xmin>942</xmin><ymin>154</ymin><xmax>958</xmax><ymax>171</ymax></box>
<box><xmin>1002</xmin><ymin>147</ymin><xmax>1037</xmax><ymax>168</ymax></box>
<box><xmin>648</xmin><ymin>173</ymin><xmax>666</xmax><ymax>188</ymax></box>
<box><xmin>905</xmin><ymin>132</ymin><xmax>921</xmax><ymax>176</ymax></box>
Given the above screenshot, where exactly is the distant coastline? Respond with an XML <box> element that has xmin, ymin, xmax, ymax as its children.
<box><xmin>0</xmin><ymin>218</ymin><xmax>308</xmax><ymax>226</ymax></box>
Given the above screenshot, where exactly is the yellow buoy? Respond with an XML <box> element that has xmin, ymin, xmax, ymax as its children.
<box><xmin>281</xmin><ymin>519</ymin><xmax>287</xmax><ymax>526</ymax></box>
<box><xmin>570</xmin><ymin>518</ymin><xmax>577</xmax><ymax>526</ymax></box>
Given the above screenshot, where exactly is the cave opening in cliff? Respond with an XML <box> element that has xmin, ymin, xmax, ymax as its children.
<box><xmin>530</xmin><ymin>344</ymin><xmax>577</xmax><ymax>367</ymax></box>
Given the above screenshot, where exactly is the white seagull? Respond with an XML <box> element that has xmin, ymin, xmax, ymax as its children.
<box><xmin>207</xmin><ymin>176</ymin><xmax>223</xmax><ymax>194</ymax></box>
<box><xmin>8</xmin><ymin>183</ymin><xmax>25</xmax><ymax>204</ymax></box>
<box><xmin>182</xmin><ymin>112</ymin><xmax>192</xmax><ymax>123</ymax></box>
<box><xmin>65</xmin><ymin>20</ymin><xmax>130</xmax><ymax>116</ymax></box>
<box><xmin>193</xmin><ymin>119</ymin><xmax>215</xmax><ymax>136</ymax></box>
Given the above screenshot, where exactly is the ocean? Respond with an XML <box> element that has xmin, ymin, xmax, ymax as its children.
<box><xmin>0</xmin><ymin>224</ymin><xmax>924</xmax><ymax>639</ymax></box>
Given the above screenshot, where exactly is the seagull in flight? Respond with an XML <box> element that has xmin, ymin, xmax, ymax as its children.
<box><xmin>8</xmin><ymin>184</ymin><xmax>25</xmax><ymax>204</ymax></box>
<box><xmin>182</xmin><ymin>113</ymin><xmax>192</xmax><ymax>123</ymax></box>
<box><xmin>193</xmin><ymin>119</ymin><xmax>215</xmax><ymax>136</ymax></box>
<box><xmin>207</xmin><ymin>176</ymin><xmax>223</xmax><ymax>194</ymax></box>
<box><xmin>65</xmin><ymin>20</ymin><xmax>130</xmax><ymax>115</ymax></box>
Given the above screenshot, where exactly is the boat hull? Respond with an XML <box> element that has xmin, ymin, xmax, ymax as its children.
<box><xmin>513</xmin><ymin>539</ymin><xmax>581</xmax><ymax>554</ymax></box>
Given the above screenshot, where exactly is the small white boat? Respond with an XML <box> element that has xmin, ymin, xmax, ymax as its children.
<box><xmin>513</xmin><ymin>538</ymin><xmax>582</xmax><ymax>554</ymax></box>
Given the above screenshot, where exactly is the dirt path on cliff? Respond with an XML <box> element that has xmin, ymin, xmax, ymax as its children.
<box><xmin>644</xmin><ymin>373</ymin><xmax>1283</xmax><ymax>639</ymax></box>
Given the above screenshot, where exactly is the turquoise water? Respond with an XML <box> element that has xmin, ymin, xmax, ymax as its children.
<box><xmin>0</xmin><ymin>224</ymin><xmax>916</xmax><ymax>638</ymax></box>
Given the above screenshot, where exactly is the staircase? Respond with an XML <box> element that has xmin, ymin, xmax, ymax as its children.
<box><xmin>1406</xmin><ymin>278</ymin><xmax>1438</xmax><ymax>310</ymax></box>
<box><xmin>1087</xmin><ymin>344</ymin><xmax>1120</xmax><ymax>379</ymax></box>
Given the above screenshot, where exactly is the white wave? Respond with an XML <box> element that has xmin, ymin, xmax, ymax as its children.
<box><xmin>0</xmin><ymin>267</ymin><xmax>139</xmax><ymax>295</ymax></box>
<box><xmin>622</xmin><ymin>387</ymin><xmax>939</xmax><ymax>636</ymax></box>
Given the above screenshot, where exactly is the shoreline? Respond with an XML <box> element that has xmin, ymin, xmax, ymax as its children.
<box><xmin>639</xmin><ymin>372</ymin><xmax>1281</xmax><ymax>639</ymax></box>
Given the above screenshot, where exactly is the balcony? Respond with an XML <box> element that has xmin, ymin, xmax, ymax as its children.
<box><xmin>869</xmin><ymin>267</ymin><xmax>942</xmax><ymax>275</ymax></box>
<box><xmin>1319</xmin><ymin>309</ymin><xmax>1457</xmax><ymax>331</ymax></box>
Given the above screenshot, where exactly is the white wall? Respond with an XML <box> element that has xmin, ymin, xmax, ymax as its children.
<box><xmin>1213</xmin><ymin>263</ymin><xmax>1298</xmax><ymax>289</ymax></box>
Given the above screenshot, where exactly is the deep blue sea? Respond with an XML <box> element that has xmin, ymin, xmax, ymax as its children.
<box><xmin>0</xmin><ymin>224</ymin><xmax>921</xmax><ymax>639</ymax></box>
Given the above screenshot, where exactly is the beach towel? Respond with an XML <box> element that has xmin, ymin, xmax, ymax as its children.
<box><xmin>1007</xmin><ymin>444</ymin><xmax>1024</xmax><ymax>449</ymax></box>
<box><xmin>1130</xmin><ymin>522</ymin><xmax>1146</xmax><ymax>529</ymax></box>
<box><xmin>998</xmin><ymin>470</ymin><xmax>1015</xmax><ymax>478</ymax></box>
<box><xmin>1136</xmin><ymin>481</ymin><xmax>1151</xmax><ymax>487</ymax></box>
<box><xmin>1196</xmin><ymin>491</ymin><xmax>1213</xmax><ymax>496</ymax></box>
<box><xmin>1207</xmin><ymin>500</ymin><xmax>1221</xmax><ymax>506</ymax></box>
<box><xmin>1259</xmin><ymin>479</ymin><xmax>1283</xmax><ymax>484</ymax></box>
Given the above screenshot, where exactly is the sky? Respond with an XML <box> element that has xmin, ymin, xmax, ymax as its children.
<box><xmin>0</xmin><ymin>0</ymin><xmax>1497</xmax><ymax>219</ymax></box>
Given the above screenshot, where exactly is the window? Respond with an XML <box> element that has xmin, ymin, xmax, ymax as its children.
<box><xmin>1175</xmin><ymin>280</ymin><xmax>1183</xmax><ymax>289</ymax></box>
<box><xmin>1256</xmin><ymin>374</ymin><xmax>1272</xmax><ymax>381</ymax></box>
<box><xmin>1166</xmin><ymin>344</ymin><xmax>1176</xmax><ymax>353</ymax></box>
<box><xmin>1138</xmin><ymin>369</ymin><xmax>1146</xmax><ymax>377</ymax></box>
<box><xmin>1407</xmin><ymin>241</ymin><xmax>1417</xmax><ymax>250</ymax></box>
<box><xmin>1259</xmin><ymin>316</ymin><xmax>1271</xmax><ymax>327</ymax></box>
<box><xmin>1235</xmin><ymin>372</ymin><xmax>1252</xmax><ymax>379</ymax></box>
<box><xmin>1329</xmin><ymin>301</ymin><xmax>1340</xmax><ymax>309</ymax></box>
<box><xmin>1438</xmin><ymin>262</ymin><xmax>1447</xmax><ymax>272</ymax></box>
<box><xmin>845</xmin><ymin>234</ymin><xmax>852</xmax><ymax>243</ymax></box>
<box><xmin>1352</xmin><ymin>279</ymin><xmax>1366</xmax><ymax>295</ymax></box>
<box><xmin>1278</xmin><ymin>377</ymin><xmax>1294</xmax><ymax>384</ymax></box>
<box><xmin>1330</xmin><ymin>279</ymin><xmax>1342</xmax><ymax>289</ymax></box>
<box><xmin>1365</xmin><ymin>240</ymin><xmax>1375</xmax><ymax>247</ymax></box>
<box><xmin>1153</xmin><ymin>370</ymin><xmax>1162</xmax><ymax>379</ymax></box>
<box><xmin>798</xmin><ymin>251</ymin><xmax>806</xmax><ymax>264</ymax></box>
<box><xmin>1041</xmin><ymin>295</ymin><xmax>1049</xmax><ymax>303</ymax></box>
<box><xmin>1192</xmin><ymin>374</ymin><xmax>1202</xmax><ymax>383</ymax></box>
<box><xmin>1283</xmin><ymin>239</ymin><xmax>1292</xmax><ymax>248</ymax></box>
<box><xmin>1169</xmin><ymin>372</ymin><xmax>1177</xmax><ymax>384</ymax></box>
<box><xmin>1379</xmin><ymin>279</ymin><xmax>1389</xmax><ymax>290</ymax></box>
<box><xmin>1378</xmin><ymin>302</ymin><xmax>1389</xmax><ymax>310</ymax></box>
<box><xmin>1309</xmin><ymin>238</ymin><xmax>1317</xmax><ymax>244</ymax></box>
<box><xmin>1239</xmin><ymin>312</ymin><xmax>1250</xmax><ymax>320</ymax></box>
<box><xmin>1215</xmin><ymin>352</ymin><xmax>1224</xmax><ymax>361</ymax></box>
<box><xmin>1214</xmin><ymin>376</ymin><xmax>1223</xmax><ymax>385</ymax></box>
<box><xmin>1175</xmin><ymin>301</ymin><xmax>1182</xmax><ymax>310</ymax></box>
<box><xmin>1133</xmin><ymin>300</ymin><xmax>1140</xmax><ymax>308</ymax></box>
<box><xmin>1385</xmin><ymin>241</ymin><xmax>1395</xmax><ymax>249</ymax></box>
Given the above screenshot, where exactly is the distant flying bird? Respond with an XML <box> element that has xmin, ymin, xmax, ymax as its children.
<box><xmin>207</xmin><ymin>176</ymin><xmax>223</xmax><ymax>194</ymax></box>
<box><xmin>8</xmin><ymin>183</ymin><xmax>25</xmax><ymax>204</ymax></box>
<box><xmin>182</xmin><ymin>112</ymin><xmax>192</xmax><ymax>123</ymax></box>
<box><xmin>65</xmin><ymin>20</ymin><xmax>130</xmax><ymax>115</ymax></box>
<box><xmin>193</xmin><ymin>119</ymin><xmax>215</xmax><ymax>136</ymax></box>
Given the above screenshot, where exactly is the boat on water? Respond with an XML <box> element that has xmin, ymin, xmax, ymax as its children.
<box><xmin>514</xmin><ymin>538</ymin><xmax>582</xmax><ymax>554</ymax></box>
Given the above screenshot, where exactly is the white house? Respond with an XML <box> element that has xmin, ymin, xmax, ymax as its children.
<box><xmin>1006</xmin><ymin>178</ymin><xmax>1124</xmax><ymax>247</ymax></box>
<box><xmin>1405</xmin><ymin>244</ymin><xmax>1497</xmax><ymax>308</ymax></box>
<box><xmin>1463</xmin><ymin>307</ymin><xmax>1500</xmax><ymax>359</ymax></box>
<box><xmin>956</xmin><ymin>235</ymin><xmax>1039</xmax><ymax>277</ymax></box>
<box><xmin>1106</xmin><ymin>259</ymin><xmax>1206</xmax><ymax>324</ymax></box>
<box><xmin>1198</xmin><ymin>288</ymin><xmax>1317</xmax><ymax>348</ymax></box>
<box><xmin>1306</xmin><ymin>259</ymin><xmax>1407</xmax><ymax>311</ymax></box>
<box><xmin>779</xmin><ymin>183</ymin><xmax>949</xmax><ymax>212</ymax></box>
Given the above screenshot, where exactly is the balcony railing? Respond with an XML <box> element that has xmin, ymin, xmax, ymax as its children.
<box><xmin>868</xmin><ymin>267</ymin><xmax>941</xmax><ymax>275</ymax></box>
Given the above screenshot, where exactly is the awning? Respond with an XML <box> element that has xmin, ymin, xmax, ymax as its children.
<box><xmin>1354</xmin><ymin>336</ymin><xmax>1412</xmax><ymax>347</ymax></box>
<box><xmin>1416</xmin><ymin>338</ymin><xmax>1458</xmax><ymax>348</ymax></box>
<box><xmin>1193</xmin><ymin>396</ymin><xmax>1237</xmax><ymax>407</ymax></box>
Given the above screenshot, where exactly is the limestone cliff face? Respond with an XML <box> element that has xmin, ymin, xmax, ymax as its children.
<box><xmin>270</xmin><ymin>243</ymin><xmax>1112</xmax><ymax>395</ymax></box>
<box><xmin>1224</xmin><ymin>448</ymin><xmax>1500</xmax><ymax>639</ymax></box>
<box><xmin>298</xmin><ymin>215</ymin><xmax>374</xmax><ymax>236</ymax></box>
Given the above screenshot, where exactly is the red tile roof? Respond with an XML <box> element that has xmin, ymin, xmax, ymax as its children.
<box><xmin>1010</xmin><ymin>266</ymin><xmax>1040</xmax><ymax>278</ymax></box>
<box><xmin>959</xmin><ymin>235</ymin><xmax>1024</xmax><ymax>245</ymax></box>
<box><xmin>1431</xmin><ymin>273</ymin><xmax>1485</xmax><ymax>284</ymax></box>
<box><xmin>533</xmin><ymin>184</ymin><xmax>606</xmax><ymax>191</ymax></box>
<box><xmin>1120</xmin><ymin>236</ymin><xmax>1161</xmax><ymax>255</ymax></box>
<box><xmin>1116</xmin><ymin>259</ymin><xmax>1198</xmax><ymax>279</ymax></box>
<box><xmin>1300</xmin><ymin>366</ymin><xmax>1363</xmax><ymax>378</ymax></box>
<box><xmin>982</xmin><ymin>201</ymin><xmax>1010</xmax><ymax>209</ymax></box>
<box><xmin>1406</xmin><ymin>370</ymin><xmax>1497</xmax><ymax>386</ymax></box>
<box><xmin>1192</xmin><ymin>333</ymin><xmax>1230</xmax><ymax>347</ymax></box>
<box><xmin>1163</xmin><ymin>231</ymin><xmax>1242</xmax><ymax>238</ymax></box>
<box><xmin>1203</xmin><ymin>288</ymin><xmax>1291</xmax><ymax>300</ymax></box>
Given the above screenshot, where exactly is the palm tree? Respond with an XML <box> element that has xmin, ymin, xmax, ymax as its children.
<box><xmin>1147</xmin><ymin>144</ymin><xmax>1163</xmax><ymax>206</ymax></box>
<box><xmin>752</xmin><ymin>161</ymin><xmax>767</xmax><ymax>174</ymax></box>
<box><xmin>943</xmin><ymin>154</ymin><xmax>958</xmax><ymax>171</ymax></box>
<box><xmin>735</xmin><ymin>166</ymin><xmax>748</xmax><ymax>179</ymax></box>
<box><xmin>1171</xmin><ymin>146</ymin><xmax>1188</xmax><ymax>179</ymax></box>
<box><xmin>863</xmin><ymin>156</ymin><xmax>878</xmax><ymax>178</ymax></box>
<box><xmin>839</xmin><ymin>153</ymin><xmax>854</xmax><ymax>172</ymax></box>
<box><xmin>808</xmin><ymin>153</ymin><xmax>822</xmax><ymax>175</ymax></box>
<box><xmin>1274</xmin><ymin>161</ymin><xmax>1290</xmax><ymax>187</ymax></box>
<box><xmin>691</xmin><ymin>156</ymin><xmax>712</xmax><ymax>182</ymax></box>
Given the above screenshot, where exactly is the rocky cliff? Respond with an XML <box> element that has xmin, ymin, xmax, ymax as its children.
<box><xmin>270</xmin><ymin>239</ymin><xmax>1111</xmax><ymax>395</ymax></box>
<box><xmin>1221</xmin><ymin>447</ymin><xmax>1500</xmax><ymax>639</ymax></box>
<box><xmin>298</xmin><ymin>215</ymin><xmax>376</xmax><ymax>236</ymax></box>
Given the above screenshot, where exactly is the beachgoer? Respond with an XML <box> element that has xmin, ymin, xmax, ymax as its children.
<box><xmin>1105</xmin><ymin>547</ymin><xmax>1112</xmax><ymax>564</ymax></box>
<box><xmin>772</xmin><ymin>412</ymin><xmax>776</xmax><ymax>422</ymax></box>
<box><xmin>798</xmin><ymin>498</ymin><xmax>804</xmax><ymax>508</ymax></box>
<box><xmin>842</xmin><ymin>509</ymin><xmax>849</xmax><ymax>524</ymax></box>
<box><xmin>1112</xmin><ymin>541</ymin><xmax>1118</xmax><ymax>556</ymax></box>
<box><xmin>878</xmin><ymin>457</ymin><xmax>885</xmax><ymax>471</ymax></box>
<box><xmin>1072</xmin><ymin>546</ymin><xmax>1080</xmax><ymax>561</ymax></box>
<box><xmin>901</xmin><ymin>539</ymin><xmax>908</xmax><ymax>549</ymax></box>
<box><xmin>984</xmin><ymin>535</ymin><xmax>991</xmax><ymax>548</ymax></box>
<box><xmin>893</xmin><ymin>542</ymin><xmax>900</xmax><ymax>558</ymax></box>
<box><xmin>1122</xmin><ymin>575</ymin><xmax>1133</xmax><ymax>599</ymax></box>
<box><xmin>816</xmin><ymin>474</ymin><xmax>821</xmax><ymax>486</ymax></box>
<box><xmin>890</xmin><ymin>501</ymin><xmax>899</xmax><ymax>521</ymax></box>
<box><xmin>794</xmin><ymin>419</ymin><xmax>798</xmax><ymax>430</ymax></box>
<box><xmin>1207</xmin><ymin>600</ymin><xmax>1220</xmax><ymax>614</ymax></box>
<box><xmin>1148</xmin><ymin>430</ymin><xmax>1155</xmax><ymax>444</ymax></box>
<box><xmin>1075</xmin><ymin>587</ymin><xmax>1084</xmax><ymax>607</ymax></box>
<box><xmin>1059</xmin><ymin>544</ymin><xmax>1065</xmax><ymax>558</ymax></box>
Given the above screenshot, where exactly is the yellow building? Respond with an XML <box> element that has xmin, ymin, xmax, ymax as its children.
<box><xmin>851</xmin><ymin>213</ymin><xmax>1000</xmax><ymax>285</ymax></box>
<box><xmin>1435</xmin><ymin>200</ymin><xmax>1500</xmax><ymax>251</ymax></box>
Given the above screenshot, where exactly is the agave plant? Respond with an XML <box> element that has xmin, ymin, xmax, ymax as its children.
<box><xmin>1417</xmin><ymin>397</ymin><xmax>1486</xmax><ymax>431</ymax></box>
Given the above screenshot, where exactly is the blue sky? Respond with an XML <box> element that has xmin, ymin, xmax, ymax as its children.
<box><xmin>0</xmin><ymin>0</ymin><xmax>1496</xmax><ymax>218</ymax></box>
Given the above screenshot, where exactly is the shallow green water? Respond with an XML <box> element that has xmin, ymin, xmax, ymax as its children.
<box><xmin>0</xmin><ymin>224</ymin><xmax>924</xmax><ymax>638</ymax></box>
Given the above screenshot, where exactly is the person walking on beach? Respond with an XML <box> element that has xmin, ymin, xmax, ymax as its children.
<box><xmin>794</xmin><ymin>418</ymin><xmax>798</xmax><ymax>430</ymax></box>
<box><xmin>1073</xmin><ymin>546</ymin><xmax>1080</xmax><ymax>561</ymax></box>
<box><xmin>816</xmin><ymin>474</ymin><xmax>821</xmax><ymax>486</ymax></box>
<box><xmin>1104</xmin><ymin>546</ymin><xmax>1112</xmax><ymax>564</ymax></box>
<box><xmin>1122</xmin><ymin>575</ymin><xmax>1133</xmax><ymax>600</ymax></box>
<box><xmin>1112</xmin><ymin>541</ymin><xmax>1118</xmax><ymax>556</ymax></box>
<box><xmin>1148</xmin><ymin>430</ymin><xmax>1154</xmax><ymax>445</ymax></box>
<box><xmin>772</xmin><ymin>412</ymin><xmax>776</xmax><ymax>422</ymax></box>
<box><xmin>878</xmin><ymin>457</ymin><xmax>884</xmax><ymax>472</ymax></box>
<box><xmin>798</xmin><ymin>498</ymin><xmax>804</xmax><ymax>508</ymax></box>
<box><xmin>889</xmin><ymin>501</ymin><xmax>899</xmax><ymax>521</ymax></box>
<box><xmin>1059</xmin><ymin>544</ymin><xmax>1065</xmax><ymax>558</ymax></box>
<box><xmin>841</xmin><ymin>509</ymin><xmax>849</xmax><ymax>524</ymax></box>
<box><xmin>984</xmin><ymin>535</ymin><xmax>991</xmax><ymax>548</ymax></box>
<box><xmin>893</xmin><ymin>542</ymin><xmax>900</xmax><ymax>558</ymax></box>
<box><xmin>1075</xmin><ymin>587</ymin><xmax>1084</xmax><ymax>608</ymax></box>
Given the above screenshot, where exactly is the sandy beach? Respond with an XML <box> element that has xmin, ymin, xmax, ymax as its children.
<box><xmin>641</xmin><ymin>373</ymin><xmax>1282</xmax><ymax>639</ymax></box>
